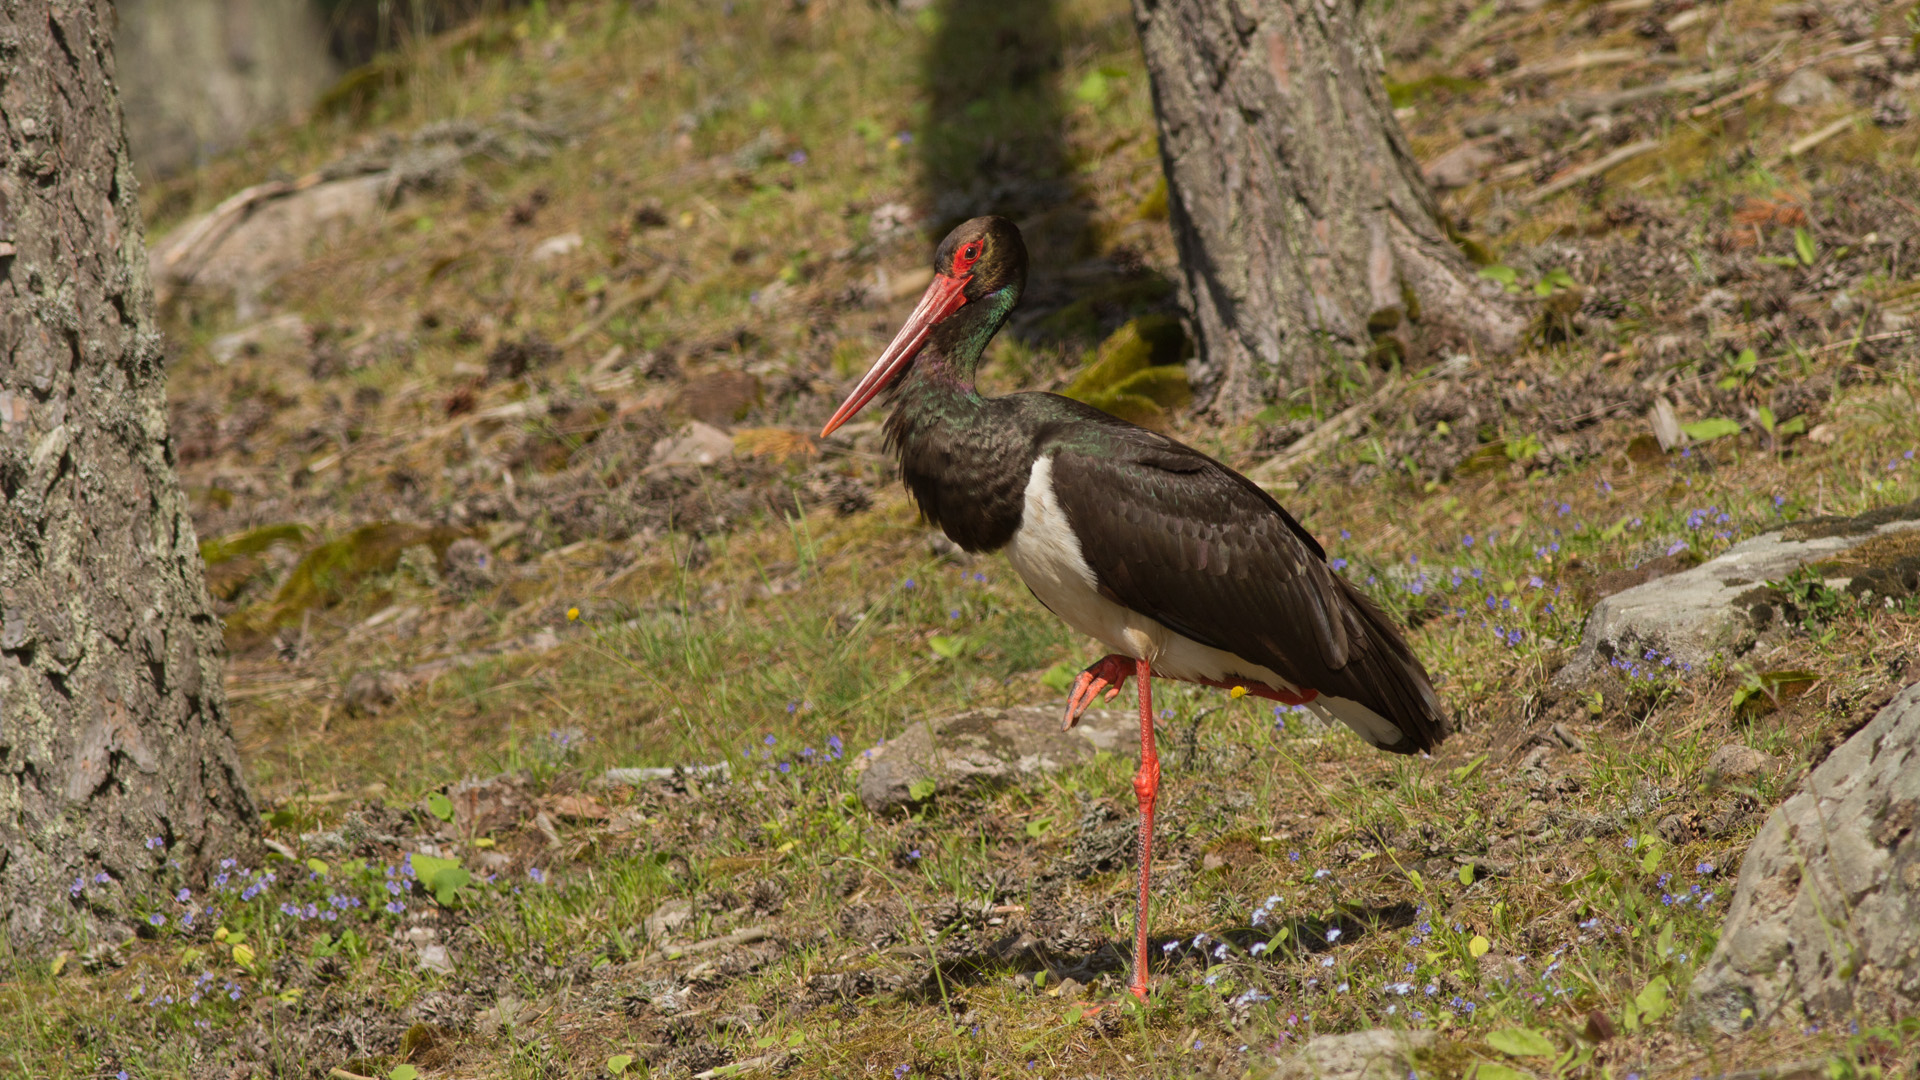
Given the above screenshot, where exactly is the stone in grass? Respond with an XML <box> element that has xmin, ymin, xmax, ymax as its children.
<box><xmin>1687</xmin><ymin>681</ymin><xmax>1920</xmax><ymax>1032</ymax></box>
<box><xmin>418</xmin><ymin>943</ymin><xmax>454</xmax><ymax>975</ymax></box>
<box><xmin>1705</xmin><ymin>744</ymin><xmax>1779</xmax><ymax>782</ymax></box>
<box><xmin>1260</xmin><ymin>1029</ymin><xmax>1436</xmax><ymax>1080</ymax></box>
<box><xmin>1555</xmin><ymin>500</ymin><xmax>1920</xmax><ymax>688</ymax></box>
<box><xmin>856</xmin><ymin>705</ymin><xmax>1135</xmax><ymax>814</ymax></box>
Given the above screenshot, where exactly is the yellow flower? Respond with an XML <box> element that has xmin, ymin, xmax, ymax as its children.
<box><xmin>566</xmin><ymin>607</ymin><xmax>580</xmax><ymax>621</ymax></box>
<box><xmin>1229</xmin><ymin>685</ymin><xmax>1248</xmax><ymax>699</ymax></box>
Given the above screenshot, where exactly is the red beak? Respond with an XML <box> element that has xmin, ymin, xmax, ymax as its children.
<box><xmin>820</xmin><ymin>271</ymin><xmax>971</xmax><ymax>437</ymax></box>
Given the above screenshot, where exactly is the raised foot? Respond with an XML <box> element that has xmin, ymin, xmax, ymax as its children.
<box><xmin>1062</xmin><ymin>653</ymin><xmax>1135</xmax><ymax>730</ymax></box>
<box><xmin>1127</xmin><ymin>975</ymin><xmax>1150</xmax><ymax>1002</ymax></box>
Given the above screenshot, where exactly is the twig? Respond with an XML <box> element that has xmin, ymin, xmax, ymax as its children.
<box><xmin>560</xmin><ymin>266</ymin><xmax>674</xmax><ymax>348</ymax></box>
<box><xmin>1465</xmin><ymin>68</ymin><xmax>1741</xmax><ymax>137</ymax></box>
<box><xmin>1489</xmin><ymin>127</ymin><xmax>1604</xmax><ymax>183</ymax></box>
<box><xmin>1773</xmin><ymin>114</ymin><xmax>1861</xmax><ymax>163</ymax></box>
<box><xmin>665</xmin><ymin>925</ymin><xmax>772</xmax><ymax>959</ymax></box>
<box><xmin>1246</xmin><ymin>376</ymin><xmax>1405</xmax><ymax>486</ymax></box>
<box><xmin>1500</xmin><ymin>49</ymin><xmax>1644</xmax><ymax>83</ymax></box>
<box><xmin>1524</xmin><ymin>138</ymin><xmax>1662</xmax><ymax>204</ymax></box>
<box><xmin>693</xmin><ymin>1054</ymin><xmax>783</xmax><ymax>1080</ymax></box>
<box><xmin>1690</xmin><ymin>38</ymin><xmax>1898</xmax><ymax>122</ymax></box>
<box><xmin>1809</xmin><ymin>327</ymin><xmax>1919</xmax><ymax>355</ymax></box>
<box><xmin>327</xmin><ymin>1070</ymin><xmax>377</xmax><ymax>1080</ymax></box>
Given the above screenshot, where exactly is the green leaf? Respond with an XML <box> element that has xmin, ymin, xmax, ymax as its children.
<box><xmin>1477</xmin><ymin>264</ymin><xmax>1519</xmax><ymax>289</ymax></box>
<box><xmin>1541</xmin><ymin>268</ymin><xmax>1578</xmax><ymax>291</ymax></box>
<box><xmin>1656</xmin><ymin>921</ymin><xmax>1674</xmax><ymax>957</ymax></box>
<box><xmin>1073</xmin><ymin>69</ymin><xmax>1111</xmax><ymax>106</ymax></box>
<box><xmin>389</xmin><ymin>1067</ymin><xmax>419</xmax><ymax>1080</ymax></box>
<box><xmin>928</xmin><ymin>635</ymin><xmax>967</xmax><ymax>659</ymax></box>
<box><xmin>1025</xmin><ymin>817</ymin><xmax>1052</xmax><ymax>839</ymax></box>
<box><xmin>1732</xmin><ymin>347</ymin><xmax>1759</xmax><ymax>374</ymax></box>
<box><xmin>1794</xmin><ymin>226</ymin><xmax>1817</xmax><ymax>266</ymax></box>
<box><xmin>1487</xmin><ymin>1027</ymin><xmax>1556</xmax><ymax>1057</ymax></box>
<box><xmin>410</xmin><ymin>853</ymin><xmax>470</xmax><ymax>906</ymax></box>
<box><xmin>1757</xmin><ymin>406</ymin><xmax>1777</xmax><ymax>433</ymax></box>
<box><xmin>1681</xmin><ymin>417</ymin><xmax>1741</xmax><ymax>442</ymax></box>
<box><xmin>1504</xmin><ymin>434</ymin><xmax>1543</xmax><ymax>462</ymax></box>
<box><xmin>607</xmin><ymin>1054</ymin><xmax>635</xmax><ymax>1076</ymax></box>
<box><xmin>1780</xmin><ymin>416</ymin><xmax>1805</xmax><ymax>435</ymax></box>
<box><xmin>305</xmin><ymin>858</ymin><xmax>329</xmax><ymax>877</ymax></box>
<box><xmin>1635</xmin><ymin>974</ymin><xmax>1672</xmax><ymax>1023</ymax></box>
<box><xmin>907</xmin><ymin>777</ymin><xmax>938</xmax><ymax>802</ymax></box>
<box><xmin>1458</xmin><ymin>863</ymin><xmax>1475</xmax><ymax>886</ymax></box>
<box><xmin>1040</xmin><ymin>662</ymin><xmax>1079</xmax><ymax>693</ymax></box>
<box><xmin>425</xmin><ymin>791</ymin><xmax>455</xmax><ymax>822</ymax></box>
<box><xmin>1473</xmin><ymin>1063</ymin><xmax>1533</xmax><ymax>1080</ymax></box>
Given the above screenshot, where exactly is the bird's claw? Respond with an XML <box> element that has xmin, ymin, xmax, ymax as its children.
<box><xmin>1062</xmin><ymin>654</ymin><xmax>1136</xmax><ymax>730</ymax></box>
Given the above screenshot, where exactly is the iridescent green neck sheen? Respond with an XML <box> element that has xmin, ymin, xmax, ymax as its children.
<box><xmin>906</xmin><ymin>283</ymin><xmax>1021</xmax><ymax>392</ymax></box>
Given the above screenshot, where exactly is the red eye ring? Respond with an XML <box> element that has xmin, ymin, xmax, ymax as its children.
<box><xmin>953</xmin><ymin>241</ymin><xmax>983</xmax><ymax>274</ymax></box>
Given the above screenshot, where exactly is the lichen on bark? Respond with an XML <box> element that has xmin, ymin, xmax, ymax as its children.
<box><xmin>1</xmin><ymin>0</ymin><xmax>257</xmax><ymax>952</ymax></box>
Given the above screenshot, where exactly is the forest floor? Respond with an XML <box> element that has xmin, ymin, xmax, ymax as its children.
<box><xmin>7</xmin><ymin>0</ymin><xmax>1920</xmax><ymax>1076</ymax></box>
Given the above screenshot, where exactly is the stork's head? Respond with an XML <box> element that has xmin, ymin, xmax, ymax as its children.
<box><xmin>820</xmin><ymin>215</ymin><xmax>1026</xmax><ymax>436</ymax></box>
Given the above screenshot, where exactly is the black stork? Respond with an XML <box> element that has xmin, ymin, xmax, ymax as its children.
<box><xmin>821</xmin><ymin>216</ymin><xmax>1452</xmax><ymax>1001</ymax></box>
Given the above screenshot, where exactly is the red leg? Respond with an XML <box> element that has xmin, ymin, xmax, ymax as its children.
<box><xmin>1062</xmin><ymin>653</ymin><xmax>1135</xmax><ymax>730</ymax></box>
<box><xmin>1129</xmin><ymin>656</ymin><xmax>1158</xmax><ymax>1001</ymax></box>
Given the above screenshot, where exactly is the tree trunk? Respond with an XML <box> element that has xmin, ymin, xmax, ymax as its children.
<box><xmin>1132</xmin><ymin>0</ymin><xmax>1523</xmax><ymax>418</ymax></box>
<box><xmin>1</xmin><ymin>0</ymin><xmax>257</xmax><ymax>952</ymax></box>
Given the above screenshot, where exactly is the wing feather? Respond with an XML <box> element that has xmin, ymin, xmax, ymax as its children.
<box><xmin>1044</xmin><ymin>430</ymin><xmax>1449</xmax><ymax>753</ymax></box>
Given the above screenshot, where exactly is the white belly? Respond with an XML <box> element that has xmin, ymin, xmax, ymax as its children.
<box><xmin>1002</xmin><ymin>456</ymin><xmax>1297</xmax><ymax>690</ymax></box>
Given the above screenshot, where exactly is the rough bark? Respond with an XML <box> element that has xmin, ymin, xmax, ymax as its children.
<box><xmin>1132</xmin><ymin>0</ymin><xmax>1523</xmax><ymax>417</ymax></box>
<box><xmin>1</xmin><ymin>0</ymin><xmax>257</xmax><ymax>952</ymax></box>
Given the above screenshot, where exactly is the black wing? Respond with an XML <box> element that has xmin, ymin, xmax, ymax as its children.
<box><xmin>1043</xmin><ymin>416</ymin><xmax>1450</xmax><ymax>754</ymax></box>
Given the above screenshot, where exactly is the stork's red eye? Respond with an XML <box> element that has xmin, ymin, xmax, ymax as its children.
<box><xmin>953</xmin><ymin>241</ymin><xmax>983</xmax><ymax>274</ymax></box>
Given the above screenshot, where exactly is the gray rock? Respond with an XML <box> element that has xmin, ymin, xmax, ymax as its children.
<box><xmin>856</xmin><ymin>705</ymin><xmax>1135</xmax><ymax>813</ymax></box>
<box><xmin>1687</xmin><ymin>682</ymin><xmax>1920</xmax><ymax>1031</ymax></box>
<box><xmin>1773</xmin><ymin>68</ymin><xmax>1840</xmax><ymax>108</ymax></box>
<box><xmin>1706</xmin><ymin>744</ymin><xmax>1779</xmax><ymax>782</ymax></box>
<box><xmin>644</xmin><ymin>898</ymin><xmax>694</xmax><ymax>943</ymax></box>
<box><xmin>417</xmin><ymin>943</ymin><xmax>454</xmax><ymax>975</ymax></box>
<box><xmin>1422</xmin><ymin>139</ymin><xmax>1499</xmax><ymax>190</ymax></box>
<box><xmin>1261</xmin><ymin>1029</ymin><xmax>1436</xmax><ymax>1080</ymax></box>
<box><xmin>648</xmin><ymin>421</ymin><xmax>735</xmax><ymax>470</ymax></box>
<box><xmin>1555</xmin><ymin>502</ymin><xmax>1920</xmax><ymax>687</ymax></box>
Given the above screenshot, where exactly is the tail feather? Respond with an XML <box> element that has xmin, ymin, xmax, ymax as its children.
<box><xmin>1324</xmin><ymin>576</ymin><xmax>1452</xmax><ymax>754</ymax></box>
